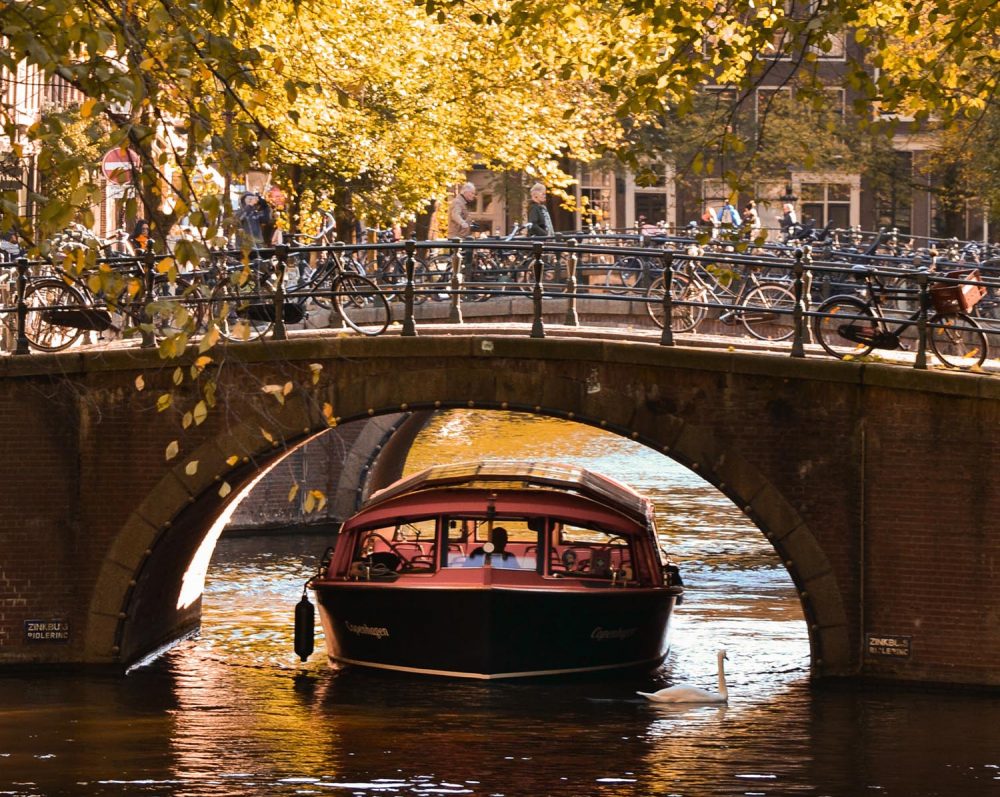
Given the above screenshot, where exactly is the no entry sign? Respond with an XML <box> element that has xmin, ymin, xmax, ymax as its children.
<box><xmin>101</xmin><ymin>147</ymin><xmax>140</xmax><ymax>184</ymax></box>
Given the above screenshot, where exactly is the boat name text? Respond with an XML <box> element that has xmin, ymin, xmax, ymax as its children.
<box><xmin>591</xmin><ymin>626</ymin><xmax>637</xmax><ymax>641</ymax></box>
<box><xmin>346</xmin><ymin>621</ymin><xmax>390</xmax><ymax>639</ymax></box>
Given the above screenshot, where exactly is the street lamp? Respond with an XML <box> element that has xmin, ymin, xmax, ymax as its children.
<box><xmin>779</xmin><ymin>184</ymin><xmax>798</xmax><ymax>204</ymax></box>
<box><xmin>245</xmin><ymin>166</ymin><xmax>270</xmax><ymax>194</ymax></box>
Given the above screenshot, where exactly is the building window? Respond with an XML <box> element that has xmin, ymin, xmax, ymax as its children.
<box><xmin>756</xmin><ymin>87</ymin><xmax>793</xmax><ymax>125</ymax></box>
<box><xmin>874</xmin><ymin>152</ymin><xmax>913</xmax><ymax>237</ymax></box>
<box><xmin>576</xmin><ymin>166</ymin><xmax>613</xmax><ymax>229</ymax></box>
<box><xmin>799</xmin><ymin>181</ymin><xmax>851</xmax><ymax>228</ymax></box>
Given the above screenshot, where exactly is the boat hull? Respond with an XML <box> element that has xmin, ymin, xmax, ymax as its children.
<box><xmin>313</xmin><ymin>583</ymin><xmax>677</xmax><ymax>679</ymax></box>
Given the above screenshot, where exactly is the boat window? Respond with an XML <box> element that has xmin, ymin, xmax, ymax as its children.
<box><xmin>549</xmin><ymin>523</ymin><xmax>633</xmax><ymax>580</ymax></box>
<box><xmin>353</xmin><ymin>521</ymin><xmax>438</xmax><ymax>575</ymax></box>
<box><xmin>441</xmin><ymin>517</ymin><xmax>540</xmax><ymax>570</ymax></box>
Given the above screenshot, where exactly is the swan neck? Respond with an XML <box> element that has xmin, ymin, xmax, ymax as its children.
<box><xmin>717</xmin><ymin>656</ymin><xmax>728</xmax><ymax>697</ymax></box>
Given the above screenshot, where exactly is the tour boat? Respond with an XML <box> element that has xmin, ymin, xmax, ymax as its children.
<box><xmin>305</xmin><ymin>461</ymin><xmax>685</xmax><ymax>679</ymax></box>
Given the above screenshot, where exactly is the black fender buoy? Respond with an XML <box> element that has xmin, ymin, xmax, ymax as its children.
<box><xmin>294</xmin><ymin>590</ymin><xmax>315</xmax><ymax>662</ymax></box>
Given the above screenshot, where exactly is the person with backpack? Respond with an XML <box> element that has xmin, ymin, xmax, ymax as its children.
<box><xmin>719</xmin><ymin>200</ymin><xmax>742</xmax><ymax>227</ymax></box>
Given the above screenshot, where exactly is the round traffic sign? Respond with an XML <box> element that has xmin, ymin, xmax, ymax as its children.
<box><xmin>101</xmin><ymin>147</ymin><xmax>140</xmax><ymax>184</ymax></box>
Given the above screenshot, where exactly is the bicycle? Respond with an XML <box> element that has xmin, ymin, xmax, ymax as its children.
<box><xmin>645</xmin><ymin>255</ymin><xmax>797</xmax><ymax>341</ymax></box>
<box><xmin>17</xmin><ymin>255</ymin><xmax>204</xmax><ymax>352</ymax></box>
<box><xmin>813</xmin><ymin>265</ymin><xmax>989</xmax><ymax>369</ymax></box>
<box><xmin>210</xmin><ymin>243</ymin><xmax>391</xmax><ymax>340</ymax></box>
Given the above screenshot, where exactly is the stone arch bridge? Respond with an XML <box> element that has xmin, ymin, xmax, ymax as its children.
<box><xmin>1</xmin><ymin>330</ymin><xmax>997</xmax><ymax>687</ymax></box>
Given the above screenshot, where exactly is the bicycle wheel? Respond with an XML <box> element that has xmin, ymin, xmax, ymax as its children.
<box><xmin>209</xmin><ymin>266</ymin><xmax>274</xmax><ymax>342</ymax></box>
<box><xmin>334</xmin><ymin>273</ymin><xmax>391</xmax><ymax>336</ymax></box>
<box><xmin>646</xmin><ymin>273</ymin><xmax>707</xmax><ymax>333</ymax></box>
<box><xmin>142</xmin><ymin>275</ymin><xmax>206</xmax><ymax>341</ymax></box>
<box><xmin>423</xmin><ymin>254</ymin><xmax>455</xmax><ymax>301</ymax></box>
<box><xmin>605</xmin><ymin>256</ymin><xmax>646</xmax><ymax>294</ymax></box>
<box><xmin>928</xmin><ymin>312</ymin><xmax>988</xmax><ymax>369</ymax></box>
<box><xmin>740</xmin><ymin>283</ymin><xmax>796</xmax><ymax>341</ymax></box>
<box><xmin>21</xmin><ymin>278</ymin><xmax>88</xmax><ymax>351</ymax></box>
<box><xmin>813</xmin><ymin>296</ymin><xmax>876</xmax><ymax>359</ymax></box>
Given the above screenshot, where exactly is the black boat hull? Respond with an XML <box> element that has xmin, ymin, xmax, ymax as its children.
<box><xmin>313</xmin><ymin>584</ymin><xmax>677</xmax><ymax>679</ymax></box>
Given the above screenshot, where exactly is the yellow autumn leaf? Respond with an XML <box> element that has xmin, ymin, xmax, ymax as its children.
<box><xmin>192</xmin><ymin>400</ymin><xmax>208</xmax><ymax>425</ymax></box>
<box><xmin>172</xmin><ymin>367</ymin><xmax>183</xmax><ymax>385</ymax></box>
<box><xmin>185</xmin><ymin>460</ymin><xmax>199</xmax><ymax>476</ymax></box>
<box><xmin>218</xmin><ymin>481</ymin><xmax>232</xmax><ymax>498</ymax></box>
<box><xmin>165</xmin><ymin>440</ymin><xmax>179</xmax><ymax>461</ymax></box>
<box><xmin>282</xmin><ymin>381</ymin><xmax>293</xmax><ymax>396</ymax></box>
<box><xmin>182</xmin><ymin>411</ymin><xmax>192</xmax><ymax>429</ymax></box>
<box><xmin>135</xmin><ymin>375</ymin><xmax>145</xmax><ymax>391</ymax></box>
<box><xmin>80</xmin><ymin>97</ymin><xmax>97</xmax><ymax>118</ymax></box>
<box><xmin>156</xmin><ymin>258</ymin><xmax>175</xmax><ymax>274</ymax></box>
<box><xmin>261</xmin><ymin>427</ymin><xmax>274</xmax><ymax>443</ymax></box>
<box><xmin>157</xmin><ymin>393</ymin><xmax>172</xmax><ymax>411</ymax></box>
<box><xmin>310</xmin><ymin>363</ymin><xmax>323</xmax><ymax>384</ymax></box>
<box><xmin>226</xmin><ymin>455</ymin><xmax>240</xmax><ymax>466</ymax></box>
<box><xmin>198</xmin><ymin>325</ymin><xmax>220</xmax><ymax>353</ymax></box>
<box><xmin>288</xmin><ymin>483</ymin><xmax>300</xmax><ymax>502</ymax></box>
<box><xmin>303</xmin><ymin>491</ymin><xmax>316</xmax><ymax>513</ymax></box>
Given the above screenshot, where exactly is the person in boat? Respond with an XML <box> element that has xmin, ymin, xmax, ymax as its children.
<box><xmin>465</xmin><ymin>527</ymin><xmax>520</xmax><ymax>569</ymax></box>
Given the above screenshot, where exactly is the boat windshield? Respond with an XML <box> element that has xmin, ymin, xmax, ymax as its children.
<box><xmin>350</xmin><ymin>518</ymin><xmax>438</xmax><ymax>575</ymax></box>
<box><xmin>444</xmin><ymin>517</ymin><xmax>540</xmax><ymax>570</ymax></box>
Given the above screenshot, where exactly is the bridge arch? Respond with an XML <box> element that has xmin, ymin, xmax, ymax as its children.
<box><xmin>92</xmin><ymin>368</ymin><xmax>848</xmax><ymax>677</ymax></box>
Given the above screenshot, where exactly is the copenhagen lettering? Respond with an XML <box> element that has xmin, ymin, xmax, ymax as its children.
<box><xmin>346</xmin><ymin>621</ymin><xmax>390</xmax><ymax>639</ymax></box>
<box><xmin>591</xmin><ymin>626</ymin><xmax>637</xmax><ymax>641</ymax></box>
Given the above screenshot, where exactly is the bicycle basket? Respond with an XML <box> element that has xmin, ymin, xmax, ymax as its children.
<box><xmin>929</xmin><ymin>268</ymin><xmax>987</xmax><ymax>314</ymax></box>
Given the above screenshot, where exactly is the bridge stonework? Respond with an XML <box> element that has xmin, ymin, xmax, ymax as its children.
<box><xmin>0</xmin><ymin>335</ymin><xmax>997</xmax><ymax>687</ymax></box>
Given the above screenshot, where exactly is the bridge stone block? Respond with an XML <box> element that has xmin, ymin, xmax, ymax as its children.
<box><xmin>134</xmin><ymin>470</ymin><xmax>195</xmax><ymax>531</ymax></box>
<box><xmin>781</xmin><ymin>525</ymin><xmax>833</xmax><ymax>584</ymax></box>
<box><xmin>802</xmin><ymin>570</ymin><xmax>849</xmax><ymax>629</ymax></box>
<box><xmin>709</xmin><ymin>451</ymin><xmax>769</xmax><ymax>509</ymax></box>
<box><xmin>103</xmin><ymin>515</ymin><xmax>159</xmax><ymax>575</ymax></box>
<box><xmin>748</xmin><ymin>483</ymin><xmax>804</xmax><ymax>541</ymax></box>
<box><xmin>666</xmin><ymin>423</ymin><xmax>723</xmax><ymax>475</ymax></box>
<box><xmin>813</xmin><ymin>624</ymin><xmax>853</xmax><ymax>675</ymax></box>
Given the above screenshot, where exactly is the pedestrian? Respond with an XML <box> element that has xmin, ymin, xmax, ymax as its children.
<box><xmin>701</xmin><ymin>206</ymin><xmax>719</xmax><ymax>228</ymax></box>
<box><xmin>235</xmin><ymin>191</ymin><xmax>273</xmax><ymax>246</ymax></box>
<box><xmin>779</xmin><ymin>202</ymin><xmax>797</xmax><ymax>238</ymax></box>
<box><xmin>743</xmin><ymin>201</ymin><xmax>761</xmax><ymax>233</ymax></box>
<box><xmin>526</xmin><ymin>183</ymin><xmax>555</xmax><ymax>237</ymax></box>
<box><xmin>447</xmin><ymin>182</ymin><xmax>477</xmax><ymax>238</ymax></box>
<box><xmin>129</xmin><ymin>219</ymin><xmax>150</xmax><ymax>252</ymax></box>
<box><xmin>718</xmin><ymin>200</ymin><xmax>741</xmax><ymax>227</ymax></box>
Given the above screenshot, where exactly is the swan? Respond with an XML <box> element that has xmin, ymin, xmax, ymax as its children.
<box><xmin>637</xmin><ymin>649</ymin><xmax>729</xmax><ymax>704</ymax></box>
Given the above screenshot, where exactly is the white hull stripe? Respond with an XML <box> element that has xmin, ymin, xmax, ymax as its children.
<box><xmin>329</xmin><ymin>653</ymin><xmax>666</xmax><ymax>680</ymax></box>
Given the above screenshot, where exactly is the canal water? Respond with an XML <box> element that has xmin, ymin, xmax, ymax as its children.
<box><xmin>2</xmin><ymin>412</ymin><xmax>999</xmax><ymax>796</ymax></box>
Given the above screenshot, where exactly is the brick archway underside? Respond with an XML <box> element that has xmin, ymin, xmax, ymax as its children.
<box><xmin>87</xmin><ymin>339</ymin><xmax>854</xmax><ymax>678</ymax></box>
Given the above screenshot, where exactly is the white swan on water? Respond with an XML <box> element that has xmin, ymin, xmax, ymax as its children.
<box><xmin>637</xmin><ymin>649</ymin><xmax>729</xmax><ymax>704</ymax></box>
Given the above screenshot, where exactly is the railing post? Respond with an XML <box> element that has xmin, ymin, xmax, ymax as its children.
<box><xmin>448</xmin><ymin>241</ymin><xmax>463</xmax><ymax>324</ymax></box>
<box><xmin>563</xmin><ymin>239</ymin><xmax>579</xmax><ymax>327</ymax></box>
<box><xmin>914</xmin><ymin>269</ymin><xmax>930</xmax><ymax>370</ymax></box>
<box><xmin>401</xmin><ymin>239</ymin><xmax>417</xmax><ymax>337</ymax></box>
<box><xmin>530</xmin><ymin>242</ymin><xmax>545</xmax><ymax>339</ymax></box>
<box><xmin>14</xmin><ymin>257</ymin><xmax>30</xmax><ymax>355</ymax></box>
<box><xmin>140</xmin><ymin>243</ymin><xmax>156</xmax><ymax>348</ymax></box>
<box><xmin>658</xmin><ymin>251</ymin><xmax>674</xmax><ymax>346</ymax></box>
<box><xmin>790</xmin><ymin>248</ymin><xmax>807</xmax><ymax>358</ymax></box>
<box><xmin>271</xmin><ymin>243</ymin><xmax>288</xmax><ymax>340</ymax></box>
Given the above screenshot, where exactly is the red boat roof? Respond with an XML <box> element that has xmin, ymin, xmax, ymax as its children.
<box><xmin>363</xmin><ymin>460</ymin><xmax>651</xmax><ymax>523</ymax></box>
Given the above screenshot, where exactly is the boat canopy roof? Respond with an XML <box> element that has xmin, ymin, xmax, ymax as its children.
<box><xmin>363</xmin><ymin>460</ymin><xmax>652</xmax><ymax>523</ymax></box>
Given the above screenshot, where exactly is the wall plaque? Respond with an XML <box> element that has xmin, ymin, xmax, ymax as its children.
<box><xmin>24</xmin><ymin>619</ymin><xmax>70</xmax><ymax>643</ymax></box>
<box><xmin>866</xmin><ymin>634</ymin><xmax>911</xmax><ymax>658</ymax></box>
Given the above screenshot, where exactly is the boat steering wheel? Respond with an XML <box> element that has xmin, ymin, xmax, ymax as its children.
<box><xmin>362</xmin><ymin>532</ymin><xmax>410</xmax><ymax>569</ymax></box>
